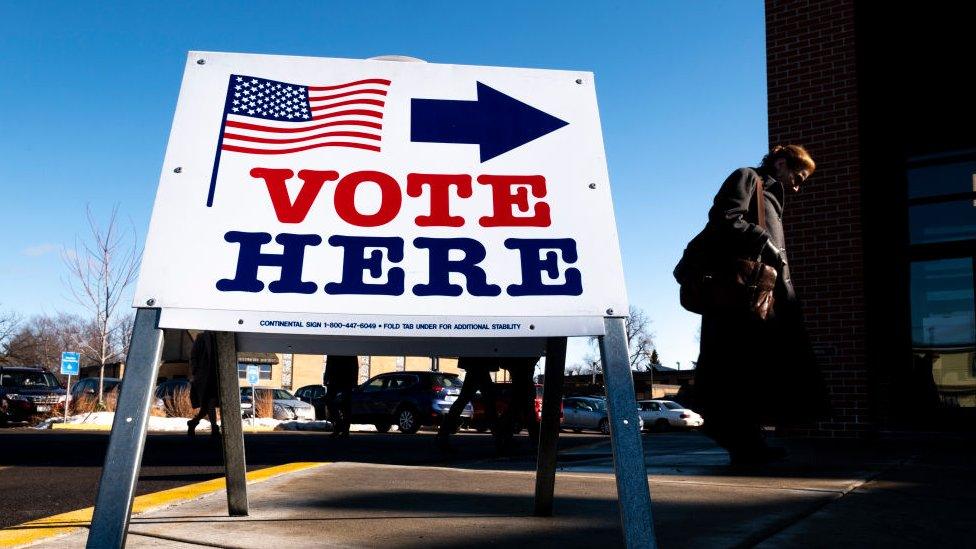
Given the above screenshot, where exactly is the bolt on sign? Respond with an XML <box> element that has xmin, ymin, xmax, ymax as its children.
<box><xmin>135</xmin><ymin>51</ymin><xmax>627</xmax><ymax>337</ymax></box>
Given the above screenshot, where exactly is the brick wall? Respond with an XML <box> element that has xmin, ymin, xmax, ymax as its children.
<box><xmin>766</xmin><ymin>0</ymin><xmax>869</xmax><ymax>437</ymax></box>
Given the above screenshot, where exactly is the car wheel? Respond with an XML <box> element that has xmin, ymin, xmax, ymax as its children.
<box><xmin>599</xmin><ymin>419</ymin><xmax>610</xmax><ymax>435</ymax></box>
<box><xmin>396</xmin><ymin>407</ymin><xmax>420</xmax><ymax>434</ymax></box>
<box><xmin>375</xmin><ymin>422</ymin><xmax>392</xmax><ymax>433</ymax></box>
<box><xmin>654</xmin><ymin>419</ymin><xmax>669</xmax><ymax>432</ymax></box>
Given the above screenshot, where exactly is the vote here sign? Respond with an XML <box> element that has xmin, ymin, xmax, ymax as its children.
<box><xmin>134</xmin><ymin>51</ymin><xmax>627</xmax><ymax>338</ymax></box>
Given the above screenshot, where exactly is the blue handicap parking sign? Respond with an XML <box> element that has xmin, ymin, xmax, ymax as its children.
<box><xmin>60</xmin><ymin>352</ymin><xmax>80</xmax><ymax>375</ymax></box>
<box><xmin>246</xmin><ymin>365</ymin><xmax>260</xmax><ymax>386</ymax></box>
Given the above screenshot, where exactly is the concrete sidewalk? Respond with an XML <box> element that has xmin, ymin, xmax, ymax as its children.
<box><xmin>24</xmin><ymin>432</ymin><xmax>976</xmax><ymax>548</ymax></box>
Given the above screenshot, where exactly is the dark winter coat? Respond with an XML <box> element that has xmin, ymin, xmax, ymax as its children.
<box><xmin>692</xmin><ymin>168</ymin><xmax>827</xmax><ymax>425</ymax></box>
<box><xmin>189</xmin><ymin>331</ymin><xmax>219</xmax><ymax>409</ymax></box>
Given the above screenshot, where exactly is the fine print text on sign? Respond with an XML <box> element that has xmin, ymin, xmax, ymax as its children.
<box><xmin>134</xmin><ymin>51</ymin><xmax>627</xmax><ymax>337</ymax></box>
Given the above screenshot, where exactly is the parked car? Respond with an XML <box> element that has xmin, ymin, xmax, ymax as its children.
<box><xmin>294</xmin><ymin>384</ymin><xmax>329</xmax><ymax>420</ymax></box>
<box><xmin>347</xmin><ymin>371</ymin><xmax>471</xmax><ymax>434</ymax></box>
<box><xmin>241</xmin><ymin>387</ymin><xmax>316</xmax><ymax>421</ymax></box>
<box><xmin>154</xmin><ymin>379</ymin><xmax>247</xmax><ymax>417</ymax></box>
<box><xmin>638</xmin><ymin>400</ymin><xmax>704</xmax><ymax>430</ymax></box>
<box><xmin>70</xmin><ymin>377</ymin><xmax>121</xmax><ymax>402</ymax></box>
<box><xmin>561</xmin><ymin>396</ymin><xmax>643</xmax><ymax>435</ymax></box>
<box><xmin>467</xmin><ymin>383</ymin><xmax>561</xmax><ymax>433</ymax></box>
<box><xmin>0</xmin><ymin>366</ymin><xmax>66</xmax><ymax>425</ymax></box>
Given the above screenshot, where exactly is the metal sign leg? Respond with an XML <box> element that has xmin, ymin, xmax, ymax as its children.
<box><xmin>215</xmin><ymin>331</ymin><xmax>248</xmax><ymax>516</ymax></box>
<box><xmin>600</xmin><ymin>317</ymin><xmax>657</xmax><ymax>548</ymax></box>
<box><xmin>534</xmin><ymin>337</ymin><xmax>566</xmax><ymax>516</ymax></box>
<box><xmin>87</xmin><ymin>308</ymin><xmax>164</xmax><ymax>549</ymax></box>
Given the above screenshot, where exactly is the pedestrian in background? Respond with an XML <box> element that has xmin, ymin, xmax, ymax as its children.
<box><xmin>324</xmin><ymin>355</ymin><xmax>359</xmax><ymax>438</ymax></box>
<box><xmin>437</xmin><ymin>357</ymin><xmax>498</xmax><ymax>451</ymax></box>
<box><xmin>494</xmin><ymin>356</ymin><xmax>541</xmax><ymax>452</ymax></box>
<box><xmin>187</xmin><ymin>330</ymin><xmax>220</xmax><ymax>438</ymax></box>
<box><xmin>688</xmin><ymin>145</ymin><xmax>827</xmax><ymax>465</ymax></box>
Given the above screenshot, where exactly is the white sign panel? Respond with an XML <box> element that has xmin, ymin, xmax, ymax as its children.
<box><xmin>135</xmin><ymin>51</ymin><xmax>627</xmax><ymax>338</ymax></box>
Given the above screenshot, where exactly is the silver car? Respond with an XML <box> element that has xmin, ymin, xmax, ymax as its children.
<box><xmin>241</xmin><ymin>387</ymin><xmax>316</xmax><ymax>421</ymax></box>
<box><xmin>561</xmin><ymin>396</ymin><xmax>643</xmax><ymax>435</ymax></box>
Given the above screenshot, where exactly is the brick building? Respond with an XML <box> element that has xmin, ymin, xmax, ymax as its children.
<box><xmin>766</xmin><ymin>1</ymin><xmax>975</xmax><ymax>435</ymax></box>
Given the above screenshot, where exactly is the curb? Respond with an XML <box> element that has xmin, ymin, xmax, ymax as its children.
<box><xmin>49</xmin><ymin>424</ymin><xmax>277</xmax><ymax>433</ymax></box>
<box><xmin>0</xmin><ymin>462</ymin><xmax>328</xmax><ymax>548</ymax></box>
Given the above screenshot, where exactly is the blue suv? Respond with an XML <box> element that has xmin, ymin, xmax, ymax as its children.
<box><xmin>348</xmin><ymin>371</ymin><xmax>471</xmax><ymax>434</ymax></box>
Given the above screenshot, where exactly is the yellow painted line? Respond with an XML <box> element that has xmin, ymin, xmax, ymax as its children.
<box><xmin>0</xmin><ymin>462</ymin><xmax>327</xmax><ymax>548</ymax></box>
<box><xmin>51</xmin><ymin>423</ymin><xmax>111</xmax><ymax>431</ymax></box>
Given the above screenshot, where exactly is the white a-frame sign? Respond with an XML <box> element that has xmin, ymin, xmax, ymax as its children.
<box><xmin>88</xmin><ymin>51</ymin><xmax>655</xmax><ymax>548</ymax></box>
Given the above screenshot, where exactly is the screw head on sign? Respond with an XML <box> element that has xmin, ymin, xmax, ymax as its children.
<box><xmin>606</xmin><ymin>308</ymin><xmax>614</xmax><ymax>315</ymax></box>
<box><xmin>575</xmin><ymin>78</ymin><xmax>583</xmax><ymax>84</ymax></box>
<box><xmin>197</xmin><ymin>59</ymin><xmax>206</xmax><ymax>65</ymax></box>
<box><xmin>146</xmin><ymin>298</ymin><xmax>156</xmax><ymax>306</ymax></box>
<box><xmin>238</xmin><ymin>319</ymin><xmax>244</xmax><ymax>325</ymax></box>
<box><xmin>588</xmin><ymin>183</ymin><xmax>597</xmax><ymax>189</ymax></box>
<box><xmin>529</xmin><ymin>324</ymin><xmax>535</xmax><ymax>330</ymax></box>
<box><xmin>173</xmin><ymin>167</ymin><xmax>182</xmax><ymax>174</ymax></box>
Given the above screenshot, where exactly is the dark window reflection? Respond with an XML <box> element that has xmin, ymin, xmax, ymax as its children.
<box><xmin>907</xmin><ymin>160</ymin><xmax>976</xmax><ymax>199</ymax></box>
<box><xmin>910</xmin><ymin>258</ymin><xmax>975</xmax><ymax>408</ymax></box>
<box><xmin>910</xmin><ymin>200</ymin><xmax>976</xmax><ymax>244</ymax></box>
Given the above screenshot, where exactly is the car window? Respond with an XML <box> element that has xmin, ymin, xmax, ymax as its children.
<box><xmin>588</xmin><ymin>399</ymin><xmax>607</xmax><ymax>412</ymax></box>
<box><xmin>271</xmin><ymin>389</ymin><xmax>294</xmax><ymax>400</ymax></box>
<box><xmin>390</xmin><ymin>375</ymin><xmax>418</xmax><ymax>389</ymax></box>
<box><xmin>363</xmin><ymin>377</ymin><xmax>387</xmax><ymax>392</ymax></box>
<box><xmin>1</xmin><ymin>371</ymin><xmax>61</xmax><ymax>388</ymax></box>
<box><xmin>240</xmin><ymin>387</ymin><xmax>252</xmax><ymax>397</ymax></box>
<box><xmin>663</xmin><ymin>401</ymin><xmax>683</xmax><ymax>410</ymax></box>
<box><xmin>431</xmin><ymin>374</ymin><xmax>462</xmax><ymax>388</ymax></box>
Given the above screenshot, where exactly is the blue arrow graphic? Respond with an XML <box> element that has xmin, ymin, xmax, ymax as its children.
<box><xmin>411</xmin><ymin>82</ymin><xmax>569</xmax><ymax>162</ymax></box>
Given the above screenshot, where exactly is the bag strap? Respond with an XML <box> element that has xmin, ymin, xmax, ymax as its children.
<box><xmin>755</xmin><ymin>175</ymin><xmax>766</xmax><ymax>230</ymax></box>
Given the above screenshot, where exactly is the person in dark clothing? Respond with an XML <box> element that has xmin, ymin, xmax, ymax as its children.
<box><xmin>494</xmin><ymin>356</ymin><xmax>541</xmax><ymax>451</ymax></box>
<box><xmin>324</xmin><ymin>355</ymin><xmax>360</xmax><ymax>438</ymax></box>
<box><xmin>188</xmin><ymin>331</ymin><xmax>220</xmax><ymax>438</ymax></box>
<box><xmin>436</xmin><ymin>357</ymin><xmax>499</xmax><ymax>451</ymax></box>
<box><xmin>691</xmin><ymin>145</ymin><xmax>828</xmax><ymax>465</ymax></box>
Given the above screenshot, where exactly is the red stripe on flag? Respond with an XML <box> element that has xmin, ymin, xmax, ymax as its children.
<box><xmin>307</xmin><ymin>79</ymin><xmax>392</xmax><ymax>91</ymax></box>
<box><xmin>225</xmin><ymin>119</ymin><xmax>383</xmax><ymax>133</ymax></box>
<box><xmin>310</xmin><ymin>98</ymin><xmax>385</xmax><ymax>112</ymax></box>
<box><xmin>308</xmin><ymin>88</ymin><xmax>388</xmax><ymax>102</ymax></box>
<box><xmin>223</xmin><ymin>130</ymin><xmax>381</xmax><ymax>144</ymax></box>
<box><xmin>311</xmin><ymin>109</ymin><xmax>384</xmax><ymax>120</ymax></box>
<box><xmin>222</xmin><ymin>142</ymin><xmax>382</xmax><ymax>154</ymax></box>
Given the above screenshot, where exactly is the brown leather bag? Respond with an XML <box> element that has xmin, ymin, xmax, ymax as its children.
<box><xmin>674</xmin><ymin>178</ymin><xmax>777</xmax><ymax>320</ymax></box>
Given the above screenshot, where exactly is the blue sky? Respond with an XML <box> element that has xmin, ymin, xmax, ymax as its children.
<box><xmin>0</xmin><ymin>1</ymin><xmax>767</xmax><ymax>370</ymax></box>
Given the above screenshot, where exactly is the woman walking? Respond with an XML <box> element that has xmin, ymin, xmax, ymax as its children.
<box><xmin>686</xmin><ymin>145</ymin><xmax>827</xmax><ymax>465</ymax></box>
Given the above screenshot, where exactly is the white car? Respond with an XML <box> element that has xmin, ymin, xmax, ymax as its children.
<box><xmin>638</xmin><ymin>400</ymin><xmax>703</xmax><ymax>430</ymax></box>
<box><xmin>241</xmin><ymin>387</ymin><xmax>316</xmax><ymax>421</ymax></box>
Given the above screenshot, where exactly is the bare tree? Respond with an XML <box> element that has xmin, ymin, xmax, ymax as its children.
<box><xmin>63</xmin><ymin>205</ymin><xmax>141</xmax><ymax>403</ymax></box>
<box><xmin>3</xmin><ymin>314</ymin><xmax>91</xmax><ymax>373</ymax></box>
<box><xmin>582</xmin><ymin>305</ymin><xmax>656</xmax><ymax>374</ymax></box>
<box><xmin>0</xmin><ymin>306</ymin><xmax>21</xmax><ymax>362</ymax></box>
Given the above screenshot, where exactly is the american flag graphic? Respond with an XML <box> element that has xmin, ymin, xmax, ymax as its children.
<box><xmin>207</xmin><ymin>74</ymin><xmax>391</xmax><ymax>206</ymax></box>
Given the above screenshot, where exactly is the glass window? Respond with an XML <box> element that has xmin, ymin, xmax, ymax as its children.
<box><xmin>432</xmin><ymin>374</ymin><xmax>462</xmax><ymax>388</ymax></box>
<box><xmin>911</xmin><ymin>259</ymin><xmax>975</xmax><ymax>347</ymax></box>
<box><xmin>663</xmin><ymin>401</ymin><xmax>683</xmax><ymax>410</ymax></box>
<box><xmin>910</xmin><ymin>258</ymin><xmax>976</xmax><ymax>409</ymax></box>
<box><xmin>909</xmin><ymin>200</ymin><xmax>976</xmax><ymax>244</ymax></box>
<box><xmin>907</xmin><ymin>160</ymin><xmax>976</xmax><ymax>199</ymax></box>
<box><xmin>237</xmin><ymin>363</ymin><xmax>272</xmax><ymax>380</ymax></box>
<box><xmin>363</xmin><ymin>377</ymin><xmax>387</xmax><ymax>392</ymax></box>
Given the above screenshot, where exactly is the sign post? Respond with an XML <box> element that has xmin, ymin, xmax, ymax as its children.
<box><xmin>60</xmin><ymin>352</ymin><xmax>80</xmax><ymax>422</ymax></box>
<box><xmin>87</xmin><ymin>51</ymin><xmax>654</xmax><ymax>549</ymax></box>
